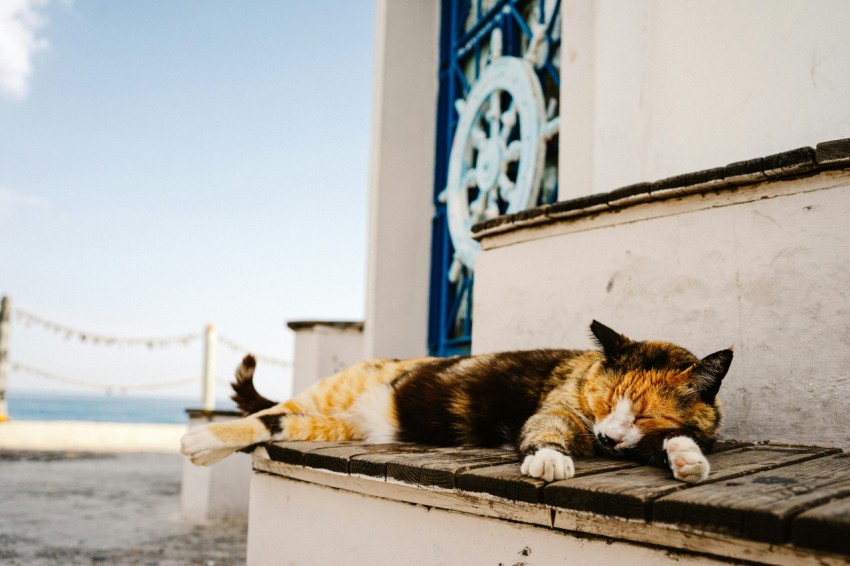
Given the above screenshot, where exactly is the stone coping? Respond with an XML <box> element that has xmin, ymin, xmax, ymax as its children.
<box><xmin>471</xmin><ymin>138</ymin><xmax>850</xmax><ymax>239</ymax></box>
<box><xmin>185</xmin><ymin>409</ymin><xmax>243</xmax><ymax>420</ymax></box>
<box><xmin>285</xmin><ymin>320</ymin><xmax>365</xmax><ymax>332</ymax></box>
<box><xmin>252</xmin><ymin>440</ymin><xmax>850</xmax><ymax>565</ymax></box>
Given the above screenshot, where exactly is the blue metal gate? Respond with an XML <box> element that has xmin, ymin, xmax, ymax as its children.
<box><xmin>428</xmin><ymin>0</ymin><xmax>561</xmax><ymax>356</ymax></box>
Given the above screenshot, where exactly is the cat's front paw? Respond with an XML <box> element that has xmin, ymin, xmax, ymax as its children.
<box><xmin>181</xmin><ymin>426</ymin><xmax>234</xmax><ymax>466</ymax></box>
<box><xmin>520</xmin><ymin>448</ymin><xmax>574</xmax><ymax>482</ymax></box>
<box><xmin>664</xmin><ymin>436</ymin><xmax>710</xmax><ymax>483</ymax></box>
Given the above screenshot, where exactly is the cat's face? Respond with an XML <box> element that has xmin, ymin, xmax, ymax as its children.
<box><xmin>584</xmin><ymin>321</ymin><xmax>733</xmax><ymax>454</ymax></box>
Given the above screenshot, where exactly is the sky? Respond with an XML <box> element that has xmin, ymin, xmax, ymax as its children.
<box><xmin>0</xmin><ymin>0</ymin><xmax>376</xmax><ymax>402</ymax></box>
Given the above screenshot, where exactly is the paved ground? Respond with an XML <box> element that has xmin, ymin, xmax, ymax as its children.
<box><xmin>0</xmin><ymin>450</ymin><xmax>248</xmax><ymax>565</ymax></box>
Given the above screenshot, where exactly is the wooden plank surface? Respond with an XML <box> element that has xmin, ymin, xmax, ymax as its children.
<box><xmin>419</xmin><ymin>449</ymin><xmax>519</xmax><ymax>489</ymax></box>
<box><xmin>253</xmin><ymin>452</ymin><xmax>555</xmax><ymax>529</ymax></box>
<box><xmin>303</xmin><ymin>443</ymin><xmax>427</xmax><ymax>474</ymax></box>
<box><xmin>265</xmin><ymin>441</ymin><xmax>439</xmax><ymax>474</ymax></box>
<box><xmin>457</xmin><ymin>462</ymin><xmax>545</xmax><ymax>502</ymax></box>
<box><xmin>652</xmin><ymin>452</ymin><xmax>850</xmax><ymax>544</ymax></box>
<box><xmin>264</xmin><ymin>441</ymin><xmax>353</xmax><ymax>466</ymax></box>
<box><xmin>383</xmin><ymin>448</ymin><xmax>519</xmax><ymax>489</ymax></box>
<box><xmin>544</xmin><ymin>445</ymin><xmax>837</xmax><ymax>521</ymax></box>
<box><xmin>252</xmin><ymin>442</ymin><xmax>850</xmax><ymax>563</ymax></box>
<box><xmin>457</xmin><ymin>458</ymin><xmax>639</xmax><ymax>503</ymax></box>
<box><xmin>350</xmin><ymin>451</ymin><xmax>414</xmax><ymax>479</ymax></box>
<box><xmin>792</xmin><ymin>493</ymin><xmax>850</xmax><ymax>555</ymax></box>
<box><xmin>348</xmin><ymin>445</ymin><xmax>511</xmax><ymax>480</ymax></box>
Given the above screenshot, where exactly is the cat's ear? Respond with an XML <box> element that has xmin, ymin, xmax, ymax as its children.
<box><xmin>691</xmin><ymin>348</ymin><xmax>734</xmax><ymax>403</ymax></box>
<box><xmin>589</xmin><ymin>320</ymin><xmax>631</xmax><ymax>359</ymax></box>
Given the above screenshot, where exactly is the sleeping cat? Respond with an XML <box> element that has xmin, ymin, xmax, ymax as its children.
<box><xmin>181</xmin><ymin>321</ymin><xmax>733</xmax><ymax>484</ymax></box>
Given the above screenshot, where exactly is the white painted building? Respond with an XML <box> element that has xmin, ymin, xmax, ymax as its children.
<box><xmin>355</xmin><ymin>0</ymin><xmax>850</xmax><ymax>450</ymax></box>
<box><xmin>247</xmin><ymin>2</ymin><xmax>850</xmax><ymax>562</ymax></box>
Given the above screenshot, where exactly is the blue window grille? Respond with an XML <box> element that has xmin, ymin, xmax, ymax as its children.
<box><xmin>428</xmin><ymin>0</ymin><xmax>561</xmax><ymax>357</ymax></box>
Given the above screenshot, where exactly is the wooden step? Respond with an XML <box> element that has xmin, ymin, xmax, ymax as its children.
<box><xmin>253</xmin><ymin>441</ymin><xmax>850</xmax><ymax>564</ymax></box>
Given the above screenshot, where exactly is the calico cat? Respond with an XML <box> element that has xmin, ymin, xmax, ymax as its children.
<box><xmin>181</xmin><ymin>321</ymin><xmax>733</xmax><ymax>484</ymax></box>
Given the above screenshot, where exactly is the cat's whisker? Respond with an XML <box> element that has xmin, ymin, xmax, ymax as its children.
<box><xmin>572</xmin><ymin>411</ymin><xmax>595</xmax><ymax>429</ymax></box>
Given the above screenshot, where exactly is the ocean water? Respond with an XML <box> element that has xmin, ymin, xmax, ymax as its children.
<box><xmin>5</xmin><ymin>392</ymin><xmax>237</xmax><ymax>424</ymax></box>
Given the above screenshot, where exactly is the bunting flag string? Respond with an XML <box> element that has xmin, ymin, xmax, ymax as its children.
<box><xmin>7</xmin><ymin>303</ymin><xmax>291</xmax><ymax>399</ymax></box>
<box><xmin>217</xmin><ymin>333</ymin><xmax>291</xmax><ymax>368</ymax></box>
<box><xmin>13</xmin><ymin>308</ymin><xmax>201</xmax><ymax>349</ymax></box>
<box><xmin>10</xmin><ymin>360</ymin><xmax>199</xmax><ymax>394</ymax></box>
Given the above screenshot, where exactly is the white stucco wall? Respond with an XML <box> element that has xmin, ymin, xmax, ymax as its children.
<box><xmin>363</xmin><ymin>0</ymin><xmax>439</xmax><ymax>359</ymax></box>
<box><xmin>247</xmin><ymin>472</ymin><xmax>724</xmax><ymax>566</ymax></box>
<box><xmin>473</xmin><ymin>173</ymin><xmax>850</xmax><ymax>449</ymax></box>
<box><xmin>560</xmin><ymin>0</ymin><xmax>850</xmax><ymax>197</ymax></box>
<box><xmin>288</xmin><ymin>322</ymin><xmax>364</xmax><ymax>395</ymax></box>
<box><xmin>181</xmin><ymin>414</ymin><xmax>252</xmax><ymax>520</ymax></box>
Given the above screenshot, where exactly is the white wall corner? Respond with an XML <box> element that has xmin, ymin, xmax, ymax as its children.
<box><xmin>181</xmin><ymin>414</ymin><xmax>252</xmax><ymax>520</ymax></box>
<box><xmin>591</xmin><ymin>0</ymin><xmax>653</xmax><ymax>193</ymax></box>
<box><xmin>287</xmin><ymin>321</ymin><xmax>365</xmax><ymax>394</ymax></box>
<box><xmin>364</xmin><ymin>0</ymin><xmax>440</xmax><ymax>359</ymax></box>
<box><xmin>558</xmin><ymin>0</ymin><xmax>596</xmax><ymax>199</ymax></box>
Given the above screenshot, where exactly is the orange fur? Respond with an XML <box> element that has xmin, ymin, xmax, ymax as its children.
<box><xmin>208</xmin><ymin>419</ymin><xmax>269</xmax><ymax>445</ymax></box>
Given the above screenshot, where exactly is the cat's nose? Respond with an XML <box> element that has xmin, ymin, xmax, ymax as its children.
<box><xmin>597</xmin><ymin>433</ymin><xmax>618</xmax><ymax>448</ymax></box>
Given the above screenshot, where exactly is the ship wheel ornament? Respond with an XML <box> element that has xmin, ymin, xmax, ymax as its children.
<box><xmin>441</xmin><ymin>25</ymin><xmax>559</xmax><ymax>283</ymax></box>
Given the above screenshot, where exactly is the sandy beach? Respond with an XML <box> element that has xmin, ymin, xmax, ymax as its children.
<box><xmin>0</xmin><ymin>422</ymin><xmax>248</xmax><ymax>565</ymax></box>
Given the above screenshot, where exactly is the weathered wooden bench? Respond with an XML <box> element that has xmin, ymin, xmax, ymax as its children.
<box><xmin>247</xmin><ymin>441</ymin><xmax>850</xmax><ymax>565</ymax></box>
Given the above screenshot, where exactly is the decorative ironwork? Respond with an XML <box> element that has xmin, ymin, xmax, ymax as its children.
<box><xmin>429</xmin><ymin>0</ymin><xmax>561</xmax><ymax>356</ymax></box>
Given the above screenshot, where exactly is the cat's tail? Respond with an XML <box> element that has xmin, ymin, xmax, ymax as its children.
<box><xmin>230</xmin><ymin>355</ymin><xmax>277</xmax><ymax>415</ymax></box>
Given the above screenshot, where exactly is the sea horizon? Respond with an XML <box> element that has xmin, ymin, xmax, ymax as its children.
<box><xmin>4</xmin><ymin>390</ymin><xmax>238</xmax><ymax>425</ymax></box>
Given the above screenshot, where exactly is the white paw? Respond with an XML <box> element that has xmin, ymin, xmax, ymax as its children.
<box><xmin>520</xmin><ymin>448</ymin><xmax>574</xmax><ymax>482</ymax></box>
<box><xmin>665</xmin><ymin>436</ymin><xmax>710</xmax><ymax>483</ymax></box>
<box><xmin>180</xmin><ymin>426</ymin><xmax>234</xmax><ymax>466</ymax></box>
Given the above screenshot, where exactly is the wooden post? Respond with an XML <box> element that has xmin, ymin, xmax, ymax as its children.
<box><xmin>0</xmin><ymin>296</ymin><xmax>9</xmax><ymax>421</ymax></box>
<box><xmin>202</xmin><ymin>323</ymin><xmax>216</xmax><ymax>411</ymax></box>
